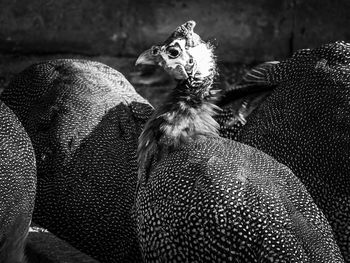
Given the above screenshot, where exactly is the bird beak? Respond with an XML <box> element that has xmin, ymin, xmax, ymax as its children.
<box><xmin>135</xmin><ymin>49</ymin><xmax>160</xmax><ymax>66</ymax></box>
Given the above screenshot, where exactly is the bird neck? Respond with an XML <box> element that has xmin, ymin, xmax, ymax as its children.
<box><xmin>170</xmin><ymin>76</ymin><xmax>215</xmax><ymax>106</ymax></box>
<box><xmin>138</xmin><ymin>76</ymin><xmax>219</xmax><ymax>167</ymax></box>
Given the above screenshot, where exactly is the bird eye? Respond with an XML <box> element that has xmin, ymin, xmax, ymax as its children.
<box><xmin>166</xmin><ymin>46</ymin><xmax>180</xmax><ymax>58</ymax></box>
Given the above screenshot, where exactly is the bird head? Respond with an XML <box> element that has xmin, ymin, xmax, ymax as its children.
<box><xmin>136</xmin><ymin>20</ymin><xmax>216</xmax><ymax>81</ymax></box>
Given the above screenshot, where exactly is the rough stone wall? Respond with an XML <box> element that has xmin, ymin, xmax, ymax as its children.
<box><xmin>0</xmin><ymin>0</ymin><xmax>349</xmax><ymax>63</ymax></box>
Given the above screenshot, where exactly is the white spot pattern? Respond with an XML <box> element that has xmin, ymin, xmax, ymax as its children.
<box><xmin>0</xmin><ymin>101</ymin><xmax>36</xmax><ymax>263</ymax></box>
<box><xmin>235</xmin><ymin>41</ymin><xmax>350</xmax><ymax>261</ymax></box>
<box><xmin>1</xmin><ymin>59</ymin><xmax>154</xmax><ymax>263</ymax></box>
<box><xmin>136</xmin><ymin>137</ymin><xmax>343</xmax><ymax>262</ymax></box>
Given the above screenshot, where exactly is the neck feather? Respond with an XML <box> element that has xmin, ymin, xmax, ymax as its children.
<box><xmin>138</xmin><ymin>76</ymin><xmax>219</xmax><ymax>170</ymax></box>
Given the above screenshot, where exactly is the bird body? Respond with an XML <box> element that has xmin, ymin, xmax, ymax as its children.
<box><xmin>0</xmin><ymin>100</ymin><xmax>36</xmax><ymax>263</ymax></box>
<box><xmin>229</xmin><ymin>41</ymin><xmax>350</xmax><ymax>261</ymax></box>
<box><xmin>1</xmin><ymin>59</ymin><xmax>153</xmax><ymax>262</ymax></box>
<box><xmin>137</xmin><ymin>135</ymin><xmax>343</xmax><ymax>262</ymax></box>
<box><xmin>135</xmin><ymin>21</ymin><xmax>344</xmax><ymax>262</ymax></box>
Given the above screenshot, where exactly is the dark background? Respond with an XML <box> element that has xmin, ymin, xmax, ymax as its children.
<box><xmin>0</xmin><ymin>0</ymin><xmax>349</xmax><ymax>105</ymax></box>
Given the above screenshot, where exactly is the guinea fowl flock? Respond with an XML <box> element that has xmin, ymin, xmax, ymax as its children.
<box><xmin>0</xmin><ymin>20</ymin><xmax>348</xmax><ymax>263</ymax></box>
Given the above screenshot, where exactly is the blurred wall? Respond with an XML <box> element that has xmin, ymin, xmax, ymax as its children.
<box><xmin>0</xmin><ymin>0</ymin><xmax>349</xmax><ymax>63</ymax></box>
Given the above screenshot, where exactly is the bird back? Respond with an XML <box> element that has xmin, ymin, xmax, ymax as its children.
<box><xmin>235</xmin><ymin>41</ymin><xmax>350</xmax><ymax>261</ymax></box>
<box><xmin>1</xmin><ymin>59</ymin><xmax>154</xmax><ymax>262</ymax></box>
<box><xmin>136</xmin><ymin>136</ymin><xmax>343</xmax><ymax>262</ymax></box>
<box><xmin>0</xmin><ymin>101</ymin><xmax>36</xmax><ymax>263</ymax></box>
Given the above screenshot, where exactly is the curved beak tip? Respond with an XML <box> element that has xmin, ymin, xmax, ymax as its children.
<box><xmin>135</xmin><ymin>49</ymin><xmax>157</xmax><ymax>66</ymax></box>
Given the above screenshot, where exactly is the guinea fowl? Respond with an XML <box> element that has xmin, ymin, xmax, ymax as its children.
<box><xmin>1</xmin><ymin>59</ymin><xmax>154</xmax><ymax>262</ymax></box>
<box><xmin>0</xmin><ymin>101</ymin><xmax>36</xmax><ymax>263</ymax></box>
<box><xmin>224</xmin><ymin>41</ymin><xmax>350</xmax><ymax>261</ymax></box>
<box><xmin>135</xmin><ymin>20</ymin><xmax>344</xmax><ymax>262</ymax></box>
